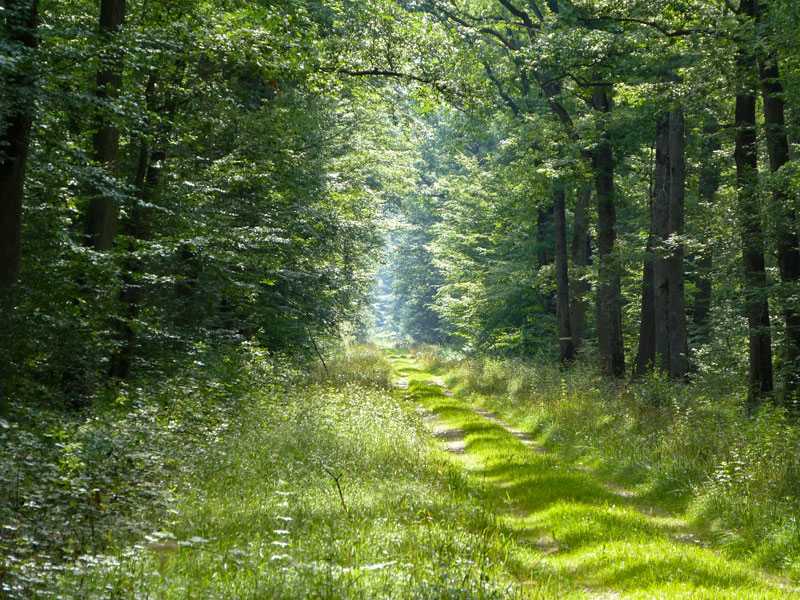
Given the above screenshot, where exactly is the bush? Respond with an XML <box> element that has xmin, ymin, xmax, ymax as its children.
<box><xmin>0</xmin><ymin>345</ymin><xmax>299</xmax><ymax>599</ymax></box>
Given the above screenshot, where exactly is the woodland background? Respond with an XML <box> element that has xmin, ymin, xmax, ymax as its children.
<box><xmin>4</xmin><ymin>0</ymin><xmax>800</xmax><ymax>596</ymax></box>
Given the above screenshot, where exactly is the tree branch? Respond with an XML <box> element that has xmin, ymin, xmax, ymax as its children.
<box><xmin>538</xmin><ymin>83</ymin><xmax>578</xmax><ymax>130</ymax></box>
<box><xmin>319</xmin><ymin>460</ymin><xmax>348</xmax><ymax>515</ymax></box>
<box><xmin>724</xmin><ymin>0</ymin><xmax>740</xmax><ymax>14</ymax></box>
<box><xmin>305</xmin><ymin>325</ymin><xmax>329</xmax><ymax>379</ymax></box>
<box><xmin>443</xmin><ymin>10</ymin><xmax>520</xmax><ymax>50</ymax></box>
<box><xmin>483</xmin><ymin>61</ymin><xmax>521</xmax><ymax>116</ymax></box>
<box><xmin>331</xmin><ymin>68</ymin><xmax>458</xmax><ymax>98</ymax></box>
<box><xmin>589</xmin><ymin>15</ymin><xmax>711</xmax><ymax>37</ymax></box>
<box><xmin>499</xmin><ymin>0</ymin><xmax>542</xmax><ymax>27</ymax></box>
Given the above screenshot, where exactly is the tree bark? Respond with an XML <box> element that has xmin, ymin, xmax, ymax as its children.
<box><xmin>652</xmin><ymin>115</ymin><xmax>671</xmax><ymax>374</ymax></box>
<box><xmin>634</xmin><ymin>225</ymin><xmax>655</xmax><ymax>375</ymax></box>
<box><xmin>667</xmin><ymin>109</ymin><xmax>688</xmax><ymax>379</ymax></box>
<box><xmin>759</xmin><ymin>53</ymin><xmax>800</xmax><ymax>398</ymax></box>
<box><xmin>692</xmin><ymin>118</ymin><xmax>720</xmax><ymax>337</ymax></box>
<box><xmin>0</xmin><ymin>0</ymin><xmax>39</xmax><ymax>304</ymax></box>
<box><xmin>84</xmin><ymin>0</ymin><xmax>126</xmax><ymax>251</ymax></box>
<box><xmin>108</xmin><ymin>147</ymin><xmax>162</xmax><ymax>379</ymax></box>
<box><xmin>570</xmin><ymin>181</ymin><xmax>590</xmax><ymax>349</ymax></box>
<box><xmin>736</xmin><ymin>90</ymin><xmax>773</xmax><ymax>403</ymax></box>
<box><xmin>554</xmin><ymin>183</ymin><xmax>574</xmax><ymax>363</ymax></box>
<box><xmin>635</xmin><ymin>117</ymin><xmax>667</xmax><ymax>377</ymax></box>
<box><xmin>735</xmin><ymin>2</ymin><xmax>773</xmax><ymax>402</ymax></box>
<box><xmin>592</xmin><ymin>85</ymin><xmax>625</xmax><ymax>378</ymax></box>
<box><xmin>637</xmin><ymin>110</ymin><xmax>687</xmax><ymax>379</ymax></box>
<box><xmin>109</xmin><ymin>75</ymin><xmax>159</xmax><ymax>379</ymax></box>
<box><xmin>537</xmin><ymin>205</ymin><xmax>553</xmax><ymax>268</ymax></box>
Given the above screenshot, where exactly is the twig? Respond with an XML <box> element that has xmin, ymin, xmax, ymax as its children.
<box><xmin>319</xmin><ymin>460</ymin><xmax>348</xmax><ymax>515</ymax></box>
<box><xmin>483</xmin><ymin>61</ymin><xmax>521</xmax><ymax>117</ymax></box>
<box><xmin>305</xmin><ymin>325</ymin><xmax>329</xmax><ymax>380</ymax></box>
<box><xmin>443</xmin><ymin>10</ymin><xmax>520</xmax><ymax>51</ymax></box>
<box><xmin>329</xmin><ymin>67</ymin><xmax>463</xmax><ymax>101</ymax></box>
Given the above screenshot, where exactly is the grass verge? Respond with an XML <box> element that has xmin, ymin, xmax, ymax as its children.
<box><xmin>394</xmin><ymin>349</ymin><xmax>800</xmax><ymax>598</ymax></box>
<box><xmin>7</xmin><ymin>344</ymin><xmax>798</xmax><ymax>598</ymax></box>
<box><xmin>6</xmin><ymin>345</ymin><xmax>525</xmax><ymax>599</ymax></box>
<box><xmin>428</xmin><ymin>351</ymin><xmax>800</xmax><ymax>583</ymax></box>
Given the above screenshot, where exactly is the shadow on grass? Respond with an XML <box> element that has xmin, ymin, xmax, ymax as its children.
<box><xmin>396</xmin><ymin>355</ymin><xmax>799</xmax><ymax>598</ymax></box>
<box><xmin>562</xmin><ymin>541</ymin><xmax>767</xmax><ymax>591</ymax></box>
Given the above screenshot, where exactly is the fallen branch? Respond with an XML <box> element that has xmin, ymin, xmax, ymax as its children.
<box><xmin>319</xmin><ymin>460</ymin><xmax>348</xmax><ymax>515</ymax></box>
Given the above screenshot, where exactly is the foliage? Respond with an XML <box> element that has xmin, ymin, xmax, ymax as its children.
<box><xmin>440</xmin><ymin>350</ymin><xmax>800</xmax><ymax>576</ymax></box>
<box><xmin>1</xmin><ymin>0</ymin><xmax>392</xmax><ymax>404</ymax></box>
<box><xmin>0</xmin><ymin>344</ymin><xmax>296</xmax><ymax>597</ymax></box>
<box><xmin>1</xmin><ymin>345</ymin><xmax>525</xmax><ymax>599</ymax></box>
<box><xmin>391</xmin><ymin>348</ymin><xmax>797</xmax><ymax>598</ymax></box>
<box><xmin>4</xmin><ymin>0</ymin><xmax>800</xmax><ymax>595</ymax></box>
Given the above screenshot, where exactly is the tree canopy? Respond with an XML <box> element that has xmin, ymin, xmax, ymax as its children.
<box><xmin>2</xmin><ymin>0</ymin><xmax>800</xmax><ymax>404</ymax></box>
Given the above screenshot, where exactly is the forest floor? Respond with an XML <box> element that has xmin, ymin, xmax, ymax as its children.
<box><xmin>390</xmin><ymin>351</ymin><xmax>800</xmax><ymax>599</ymax></box>
<box><xmin>19</xmin><ymin>346</ymin><xmax>800</xmax><ymax>599</ymax></box>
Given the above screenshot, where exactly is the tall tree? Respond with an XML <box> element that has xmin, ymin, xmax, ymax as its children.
<box><xmin>756</xmin><ymin>1</ymin><xmax>800</xmax><ymax>398</ymax></box>
<box><xmin>691</xmin><ymin>117</ymin><xmax>721</xmax><ymax>339</ymax></box>
<box><xmin>554</xmin><ymin>182</ymin><xmax>575</xmax><ymax>363</ymax></box>
<box><xmin>736</xmin><ymin>0</ymin><xmax>773</xmax><ymax>403</ymax></box>
<box><xmin>109</xmin><ymin>74</ymin><xmax>159</xmax><ymax>379</ymax></box>
<box><xmin>649</xmin><ymin>109</ymin><xmax>688</xmax><ymax>378</ymax></box>
<box><xmin>666</xmin><ymin>109</ymin><xmax>688</xmax><ymax>379</ymax></box>
<box><xmin>592</xmin><ymin>85</ymin><xmax>626</xmax><ymax>378</ymax></box>
<box><xmin>84</xmin><ymin>0</ymin><xmax>126</xmax><ymax>251</ymax></box>
<box><xmin>570</xmin><ymin>182</ymin><xmax>591</xmax><ymax>350</ymax></box>
<box><xmin>652</xmin><ymin>114</ymin><xmax>671</xmax><ymax>373</ymax></box>
<box><xmin>0</xmin><ymin>0</ymin><xmax>38</xmax><ymax>304</ymax></box>
<box><xmin>634</xmin><ymin>223</ymin><xmax>656</xmax><ymax>375</ymax></box>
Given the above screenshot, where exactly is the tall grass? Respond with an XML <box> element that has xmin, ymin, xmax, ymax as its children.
<box><xmin>8</xmin><ymin>344</ymin><xmax>522</xmax><ymax>599</ymax></box>
<box><xmin>308</xmin><ymin>342</ymin><xmax>394</xmax><ymax>388</ymax></box>
<box><xmin>441</xmin><ymin>353</ymin><xmax>800</xmax><ymax>578</ymax></box>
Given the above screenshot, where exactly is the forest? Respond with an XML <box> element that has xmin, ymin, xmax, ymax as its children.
<box><xmin>3</xmin><ymin>0</ymin><xmax>800</xmax><ymax>598</ymax></box>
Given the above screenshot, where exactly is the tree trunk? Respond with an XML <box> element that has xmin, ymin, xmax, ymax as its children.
<box><xmin>692</xmin><ymin>118</ymin><xmax>720</xmax><ymax>337</ymax></box>
<box><xmin>634</xmin><ymin>244</ymin><xmax>655</xmax><ymax>376</ymax></box>
<box><xmin>734</xmin><ymin>2</ymin><xmax>773</xmax><ymax>402</ymax></box>
<box><xmin>667</xmin><ymin>109</ymin><xmax>688</xmax><ymax>379</ymax></box>
<box><xmin>736</xmin><ymin>90</ymin><xmax>773</xmax><ymax>403</ymax></box>
<box><xmin>84</xmin><ymin>0</ymin><xmax>126</xmax><ymax>251</ymax></box>
<box><xmin>0</xmin><ymin>0</ymin><xmax>39</xmax><ymax>304</ymax></box>
<box><xmin>638</xmin><ymin>110</ymin><xmax>687</xmax><ymax>379</ymax></box>
<box><xmin>109</xmin><ymin>127</ymin><xmax>161</xmax><ymax>379</ymax></box>
<box><xmin>592</xmin><ymin>85</ymin><xmax>625</xmax><ymax>378</ymax></box>
<box><xmin>634</xmin><ymin>122</ymin><xmax>659</xmax><ymax>377</ymax></box>
<box><xmin>108</xmin><ymin>145</ymin><xmax>162</xmax><ymax>379</ymax></box>
<box><xmin>652</xmin><ymin>115</ymin><xmax>671</xmax><ymax>374</ymax></box>
<box><xmin>537</xmin><ymin>202</ymin><xmax>555</xmax><ymax>314</ymax></box>
<box><xmin>537</xmin><ymin>205</ymin><xmax>553</xmax><ymax>268</ymax></box>
<box><xmin>553</xmin><ymin>183</ymin><xmax>574</xmax><ymax>363</ymax></box>
<box><xmin>570</xmin><ymin>181</ymin><xmax>590</xmax><ymax>349</ymax></box>
<box><xmin>759</xmin><ymin>54</ymin><xmax>800</xmax><ymax>398</ymax></box>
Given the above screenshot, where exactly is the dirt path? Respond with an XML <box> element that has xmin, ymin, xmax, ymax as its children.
<box><xmin>419</xmin><ymin>378</ymin><xmax>542</xmax><ymax>455</ymax></box>
<box><xmin>390</xmin><ymin>353</ymin><xmax>800</xmax><ymax>599</ymax></box>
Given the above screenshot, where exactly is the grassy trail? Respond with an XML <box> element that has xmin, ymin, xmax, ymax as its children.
<box><xmin>391</xmin><ymin>352</ymin><xmax>800</xmax><ymax>599</ymax></box>
<box><xmin>46</xmin><ymin>347</ymin><xmax>800</xmax><ymax>599</ymax></box>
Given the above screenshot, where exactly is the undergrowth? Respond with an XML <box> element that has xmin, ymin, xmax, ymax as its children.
<box><xmin>0</xmin><ymin>344</ymin><xmax>289</xmax><ymax>597</ymax></box>
<box><xmin>439</xmin><ymin>353</ymin><xmax>800</xmax><ymax>579</ymax></box>
<box><xmin>1</xmin><ymin>344</ymin><xmax>520</xmax><ymax>599</ymax></box>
